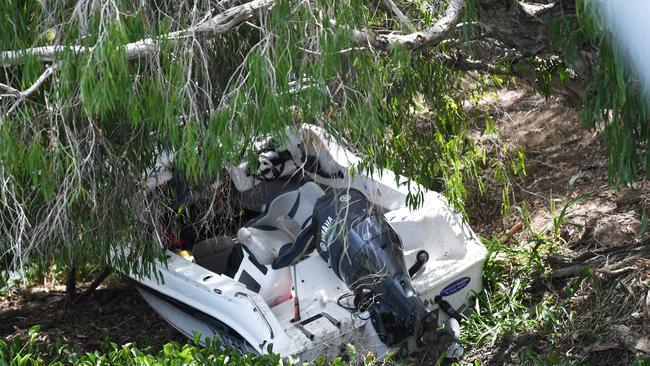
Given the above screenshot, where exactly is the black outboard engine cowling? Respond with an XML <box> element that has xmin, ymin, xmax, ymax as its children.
<box><xmin>312</xmin><ymin>189</ymin><xmax>434</xmax><ymax>346</ymax></box>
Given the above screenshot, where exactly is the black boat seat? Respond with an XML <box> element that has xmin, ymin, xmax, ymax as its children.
<box><xmin>237</xmin><ymin>182</ymin><xmax>325</xmax><ymax>265</ymax></box>
<box><xmin>193</xmin><ymin>236</ymin><xmax>236</xmax><ymax>274</ymax></box>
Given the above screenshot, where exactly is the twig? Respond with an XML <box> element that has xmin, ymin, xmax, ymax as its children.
<box><xmin>596</xmin><ymin>266</ymin><xmax>636</xmax><ymax>276</ymax></box>
<box><xmin>499</xmin><ymin>222</ymin><xmax>523</xmax><ymax>244</ymax></box>
<box><xmin>0</xmin><ymin>82</ymin><xmax>20</xmax><ymax>95</ymax></box>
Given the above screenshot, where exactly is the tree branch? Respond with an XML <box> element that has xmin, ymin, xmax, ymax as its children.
<box><xmin>183</xmin><ymin>0</ymin><xmax>274</xmax><ymax>36</ymax></box>
<box><xmin>380</xmin><ymin>0</ymin><xmax>415</xmax><ymax>32</ymax></box>
<box><xmin>548</xmin><ymin>238</ymin><xmax>650</xmax><ymax>279</ymax></box>
<box><xmin>73</xmin><ymin>267</ymin><xmax>112</xmax><ymax>304</ymax></box>
<box><xmin>0</xmin><ymin>82</ymin><xmax>20</xmax><ymax>96</ymax></box>
<box><xmin>0</xmin><ymin>0</ymin><xmax>275</xmax><ymax>66</ymax></box>
<box><xmin>347</xmin><ymin>0</ymin><xmax>464</xmax><ymax>51</ymax></box>
<box><xmin>3</xmin><ymin>62</ymin><xmax>60</xmax><ymax>116</ymax></box>
<box><xmin>2</xmin><ymin>0</ymin><xmax>463</xmax><ymax>66</ymax></box>
<box><xmin>439</xmin><ymin>53</ymin><xmax>500</xmax><ymax>73</ymax></box>
<box><xmin>1</xmin><ymin>45</ymin><xmax>87</xmax><ymax>67</ymax></box>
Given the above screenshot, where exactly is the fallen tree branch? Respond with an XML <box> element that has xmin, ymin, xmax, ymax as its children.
<box><xmin>346</xmin><ymin>0</ymin><xmax>464</xmax><ymax>51</ymax></box>
<box><xmin>74</xmin><ymin>267</ymin><xmax>112</xmax><ymax>304</ymax></box>
<box><xmin>548</xmin><ymin>258</ymin><xmax>602</xmax><ymax>279</ymax></box>
<box><xmin>596</xmin><ymin>266</ymin><xmax>636</xmax><ymax>276</ymax></box>
<box><xmin>0</xmin><ymin>0</ymin><xmax>274</xmax><ymax>66</ymax></box>
<box><xmin>0</xmin><ymin>82</ymin><xmax>20</xmax><ymax>96</ymax></box>
<box><xmin>380</xmin><ymin>0</ymin><xmax>415</xmax><ymax>32</ymax></box>
<box><xmin>548</xmin><ymin>238</ymin><xmax>650</xmax><ymax>279</ymax></box>
<box><xmin>573</xmin><ymin>238</ymin><xmax>650</xmax><ymax>263</ymax></box>
<box><xmin>2</xmin><ymin>0</ymin><xmax>462</xmax><ymax>67</ymax></box>
<box><xmin>4</xmin><ymin>62</ymin><xmax>60</xmax><ymax>116</ymax></box>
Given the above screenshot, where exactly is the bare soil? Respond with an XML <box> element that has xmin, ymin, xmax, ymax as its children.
<box><xmin>463</xmin><ymin>85</ymin><xmax>650</xmax><ymax>365</ymax></box>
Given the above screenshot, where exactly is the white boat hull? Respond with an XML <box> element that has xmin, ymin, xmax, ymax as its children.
<box><xmin>129</xmin><ymin>124</ymin><xmax>487</xmax><ymax>361</ymax></box>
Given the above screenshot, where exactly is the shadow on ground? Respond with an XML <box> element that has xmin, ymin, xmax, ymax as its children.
<box><xmin>0</xmin><ymin>281</ymin><xmax>185</xmax><ymax>352</ymax></box>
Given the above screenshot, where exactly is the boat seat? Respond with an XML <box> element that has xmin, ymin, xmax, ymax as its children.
<box><xmin>193</xmin><ymin>236</ymin><xmax>236</xmax><ymax>274</ymax></box>
<box><xmin>272</xmin><ymin>216</ymin><xmax>317</xmax><ymax>269</ymax></box>
<box><xmin>237</xmin><ymin>182</ymin><xmax>325</xmax><ymax>265</ymax></box>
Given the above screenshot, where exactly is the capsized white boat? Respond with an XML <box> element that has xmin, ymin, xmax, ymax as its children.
<box><xmin>128</xmin><ymin>124</ymin><xmax>487</xmax><ymax>362</ymax></box>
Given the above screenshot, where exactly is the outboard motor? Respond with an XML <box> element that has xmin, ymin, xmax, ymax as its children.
<box><xmin>312</xmin><ymin>188</ymin><xmax>435</xmax><ymax>347</ymax></box>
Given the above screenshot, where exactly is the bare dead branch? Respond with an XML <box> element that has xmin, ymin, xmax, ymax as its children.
<box><xmin>1</xmin><ymin>46</ymin><xmax>88</xmax><ymax>67</ymax></box>
<box><xmin>0</xmin><ymin>0</ymin><xmax>275</xmax><ymax>66</ymax></box>
<box><xmin>2</xmin><ymin>62</ymin><xmax>60</xmax><ymax>117</ymax></box>
<box><xmin>2</xmin><ymin>0</ymin><xmax>462</xmax><ymax>67</ymax></box>
<box><xmin>0</xmin><ymin>82</ymin><xmax>21</xmax><ymax>95</ymax></box>
<box><xmin>183</xmin><ymin>0</ymin><xmax>274</xmax><ymax>36</ymax></box>
<box><xmin>346</xmin><ymin>0</ymin><xmax>464</xmax><ymax>51</ymax></box>
<box><xmin>548</xmin><ymin>238</ymin><xmax>650</xmax><ymax>279</ymax></box>
<box><xmin>380</xmin><ymin>0</ymin><xmax>415</xmax><ymax>32</ymax></box>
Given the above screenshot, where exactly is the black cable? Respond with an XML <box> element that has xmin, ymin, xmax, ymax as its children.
<box><xmin>336</xmin><ymin>290</ymin><xmax>374</xmax><ymax>321</ymax></box>
<box><xmin>336</xmin><ymin>292</ymin><xmax>357</xmax><ymax>311</ymax></box>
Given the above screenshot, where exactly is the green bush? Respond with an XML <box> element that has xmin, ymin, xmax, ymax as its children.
<box><xmin>0</xmin><ymin>326</ymin><xmax>385</xmax><ymax>366</ymax></box>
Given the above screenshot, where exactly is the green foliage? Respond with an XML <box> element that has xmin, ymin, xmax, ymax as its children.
<box><xmin>549</xmin><ymin>194</ymin><xmax>586</xmax><ymax>245</ymax></box>
<box><xmin>462</xmin><ymin>234</ymin><xmax>559</xmax><ymax>348</ymax></box>
<box><xmin>527</xmin><ymin>56</ymin><xmax>567</xmax><ymax>100</ymax></box>
<box><xmin>462</xmin><ymin>75</ymin><xmax>526</xmax><ymax>217</ymax></box>
<box><xmin>0</xmin><ymin>0</ymin><xmax>521</xmax><ymax>276</ymax></box>
<box><xmin>0</xmin><ymin>269</ymin><xmax>16</xmax><ymax>296</ymax></box>
<box><xmin>554</xmin><ymin>0</ymin><xmax>650</xmax><ymax>185</ymax></box>
<box><xmin>633</xmin><ymin>357</ymin><xmax>650</xmax><ymax>366</ymax></box>
<box><xmin>0</xmin><ymin>328</ymin><xmax>385</xmax><ymax>366</ymax></box>
<box><xmin>462</xmin><ymin>197</ymin><xmax>585</xmax><ymax>355</ymax></box>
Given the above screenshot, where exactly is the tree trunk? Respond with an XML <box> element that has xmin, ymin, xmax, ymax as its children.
<box><xmin>476</xmin><ymin>0</ymin><xmax>576</xmax><ymax>56</ymax></box>
<box><xmin>66</xmin><ymin>264</ymin><xmax>76</xmax><ymax>303</ymax></box>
